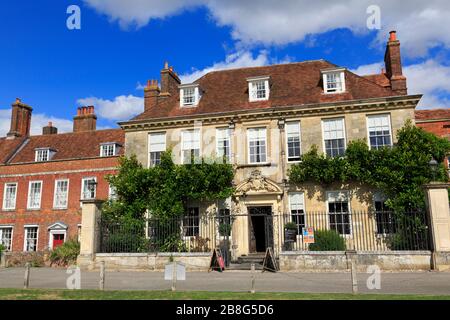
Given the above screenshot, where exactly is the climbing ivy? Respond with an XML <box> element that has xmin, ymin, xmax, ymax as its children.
<box><xmin>288</xmin><ymin>121</ymin><xmax>450</xmax><ymax>212</ymax></box>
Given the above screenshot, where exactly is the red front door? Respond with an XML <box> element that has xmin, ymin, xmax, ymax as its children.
<box><xmin>53</xmin><ymin>234</ymin><xmax>65</xmax><ymax>248</ymax></box>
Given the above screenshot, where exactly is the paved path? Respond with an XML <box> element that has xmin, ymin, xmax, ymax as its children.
<box><xmin>1</xmin><ymin>268</ymin><xmax>450</xmax><ymax>295</ymax></box>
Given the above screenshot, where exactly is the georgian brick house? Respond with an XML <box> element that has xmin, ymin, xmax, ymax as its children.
<box><xmin>0</xmin><ymin>101</ymin><xmax>123</xmax><ymax>252</ymax></box>
<box><xmin>119</xmin><ymin>31</ymin><xmax>422</xmax><ymax>258</ymax></box>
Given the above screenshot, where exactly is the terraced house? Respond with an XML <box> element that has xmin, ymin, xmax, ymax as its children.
<box><xmin>0</xmin><ymin>102</ymin><xmax>123</xmax><ymax>254</ymax></box>
<box><xmin>119</xmin><ymin>31</ymin><xmax>424</xmax><ymax>260</ymax></box>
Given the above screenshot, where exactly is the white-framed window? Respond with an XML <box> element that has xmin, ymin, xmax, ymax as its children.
<box><xmin>24</xmin><ymin>226</ymin><xmax>38</xmax><ymax>252</ymax></box>
<box><xmin>181</xmin><ymin>129</ymin><xmax>201</xmax><ymax>164</ymax></box>
<box><xmin>180</xmin><ymin>85</ymin><xmax>201</xmax><ymax>107</ymax></box>
<box><xmin>183</xmin><ymin>207</ymin><xmax>200</xmax><ymax>237</ymax></box>
<box><xmin>216</xmin><ymin>128</ymin><xmax>231</xmax><ymax>163</ymax></box>
<box><xmin>149</xmin><ymin>132</ymin><xmax>166</xmax><ymax>167</ymax></box>
<box><xmin>0</xmin><ymin>227</ymin><xmax>13</xmax><ymax>251</ymax></box>
<box><xmin>53</xmin><ymin>179</ymin><xmax>69</xmax><ymax>209</ymax></box>
<box><xmin>35</xmin><ymin>148</ymin><xmax>53</xmax><ymax>162</ymax></box>
<box><xmin>286</xmin><ymin>122</ymin><xmax>301</xmax><ymax>162</ymax></box>
<box><xmin>322</xmin><ymin>118</ymin><xmax>346</xmax><ymax>157</ymax></box>
<box><xmin>247</xmin><ymin>127</ymin><xmax>267</xmax><ymax>164</ymax></box>
<box><xmin>248</xmin><ymin>77</ymin><xmax>270</xmax><ymax>102</ymax></box>
<box><xmin>289</xmin><ymin>193</ymin><xmax>305</xmax><ymax>234</ymax></box>
<box><xmin>100</xmin><ymin>143</ymin><xmax>118</xmax><ymax>157</ymax></box>
<box><xmin>81</xmin><ymin>177</ymin><xmax>97</xmax><ymax>200</ymax></box>
<box><xmin>327</xmin><ymin>191</ymin><xmax>351</xmax><ymax>235</ymax></box>
<box><xmin>2</xmin><ymin>183</ymin><xmax>17</xmax><ymax>210</ymax></box>
<box><xmin>322</xmin><ymin>69</ymin><xmax>346</xmax><ymax>93</ymax></box>
<box><xmin>367</xmin><ymin>114</ymin><xmax>393</xmax><ymax>150</ymax></box>
<box><xmin>27</xmin><ymin>181</ymin><xmax>42</xmax><ymax>210</ymax></box>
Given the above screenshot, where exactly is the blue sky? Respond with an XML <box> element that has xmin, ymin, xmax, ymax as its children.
<box><xmin>1</xmin><ymin>0</ymin><xmax>449</xmax><ymax>136</ymax></box>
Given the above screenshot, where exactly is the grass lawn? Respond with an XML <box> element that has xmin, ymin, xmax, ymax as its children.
<box><xmin>0</xmin><ymin>288</ymin><xmax>449</xmax><ymax>300</ymax></box>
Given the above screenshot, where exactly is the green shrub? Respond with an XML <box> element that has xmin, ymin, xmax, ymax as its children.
<box><xmin>309</xmin><ymin>230</ymin><xmax>346</xmax><ymax>251</ymax></box>
<box><xmin>49</xmin><ymin>240</ymin><xmax>80</xmax><ymax>267</ymax></box>
<box><xmin>284</xmin><ymin>222</ymin><xmax>298</xmax><ymax>230</ymax></box>
<box><xmin>0</xmin><ymin>244</ymin><xmax>5</xmax><ymax>256</ymax></box>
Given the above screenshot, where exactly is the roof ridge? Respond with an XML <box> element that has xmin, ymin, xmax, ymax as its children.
<box><xmin>27</xmin><ymin>127</ymin><xmax>122</xmax><ymax>138</ymax></box>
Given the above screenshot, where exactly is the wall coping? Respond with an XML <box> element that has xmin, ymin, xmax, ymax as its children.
<box><xmin>280</xmin><ymin>251</ymin><xmax>432</xmax><ymax>256</ymax></box>
<box><xmin>95</xmin><ymin>252</ymin><xmax>212</xmax><ymax>258</ymax></box>
<box><xmin>423</xmin><ymin>182</ymin><xmax>450</xmax><ymax>190</ymax></box>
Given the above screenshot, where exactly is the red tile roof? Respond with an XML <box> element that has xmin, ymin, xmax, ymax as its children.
<box><xmin>4</xmin><ymin>129</ymin><xmax>124</xmax><ymax>164</ymax></box>
<box><xmin>132</xmin><ymin>60</ymin><xmax>399</xmax><ymax>121</ymax></box>
<box><xmin>362</xmin><ymin>73</ymin><xmax>391</xmax><ymax>88</ymax></box>
<box><xmin>415</xmin><ymin>109</ymin><xmax>450</xmax><ymax>121</ymax></box>
<box><xmin>0</xmin><ymin>137</ymin><xmax>26</xmax><ymax>164</ymax></box>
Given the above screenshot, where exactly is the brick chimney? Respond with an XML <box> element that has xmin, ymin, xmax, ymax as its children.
<box><xmin>384</xmin><ymin>31</ymin><xmax>407</xmax><ymax>95</ymax></box>
<box><xmin>43</xmin><ymin>121</ymin><xmax>58</xmax><ymax>135</ymax></box>
<box><xmin>73</xmin><ymin>106</ymin><xmax>97</xmax><ymax>132</ymax></box>
<box><xmin>7</xmin><ymin>98</ymin><xmax>33</xmax><ymax>139</ymax></box>
<box><xmin>144</xmin><ymin>79</ymin><xmax>160</xmax><ymax>112</ymax></box>
<box><xmin>160</xmin><ymin>61</ymin><xmax>181</xmax><ymax>98</ymax></box>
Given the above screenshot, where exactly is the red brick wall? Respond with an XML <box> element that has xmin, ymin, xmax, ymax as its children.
<box><xmin>416</xmin><ymin>120</ymin><xmax>450</xmax><ymax>169</ymax></box>
<box><xmin>0</xmin><ymin>157</ymin><xmax>119</xmax><ymax>252</ymax></box>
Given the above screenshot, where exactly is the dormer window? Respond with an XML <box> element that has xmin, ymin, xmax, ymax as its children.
<box><xmin>180</xmin><ymin>84</ymin><xmax>200</xmax><ymax>107</ymax></box>
<box><xmin>35</xmin><ymin>148</ymin><xmax>54</xmax><ymax>162</ymax></box>
<box><xmin>247</xmin><ymin>76</ymin><xmax>270</xmax><ymax>102</ymax></box>
<box><xmin>100</xmin><ymin>143</ymin><xmax>120</xmax><ymax>157</ymax></box>
<box><xmin>322</xmin><ymin>68</ymin><xmax>346</xmax><ymax>94</ymax></box>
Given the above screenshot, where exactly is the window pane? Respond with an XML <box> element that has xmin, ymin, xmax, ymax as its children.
<box><xmin>216</xmin><ymin>128</ymin><xmax>231</xmax><ymax>162</ymax></box>
<box><xmin>323</xmin><ymin>118</ymin><xmax>345</xmax><ymax>157</ymax></box>
<box><xmin>286</xmin><ymin>122</ymin><xmax>301</xmax><ymax>161</ymax></box>
<box><xmin>25</xmin><ymin>227</ymin><xmax>38</xmax><ymax>252</ymax></box>
<box><xmin>82</xmin><ymin>178</ymin><xmax>96</xmax><ymax>200</ymax></box>
<box><xmin>327</xmin><ymin>192</ymin><xmax>351</xmax><ymax>235</ymax></box>
<box><xmin>54</xmin><ymin>180</ymin><xmax>69</xmax><ymax>208</ymax></box>
<box><xmin>248</xmin><ymin>128</ymin><xmax>267</xmax><ymax>163</ymax></box>
<box><xmin>28</xmin><ymin>182</ymin><xmax>42</xmax><ymax>209</ymax></box>
<box><xmin>289</xmin><ymin>193</ymin><xmax>305</xmax><ymax>233</ymax></box>
<box><xmin>367</xmin><ymin>115</ymin><xmax>392</xmax><ymax>149</ymax></box>
<box><xmin>183</xmin><ymin>207</ymin><xmax>200</xmax><ymax>237</ymax></box>
<box><xmin>3</xmin><ymin>183</ymin><xmax>17</xmax><ymax>210</ymax></box>
<box><xmin>0</xmin><ymin>228</ymin><xmax>13</xmax><ymax>251</ymax></box>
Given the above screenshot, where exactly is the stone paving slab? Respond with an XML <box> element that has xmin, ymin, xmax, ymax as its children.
<box><xmin>1</xmin><ymin>268</ymin><xmax>450</xmax><ymax>295</ymax></box>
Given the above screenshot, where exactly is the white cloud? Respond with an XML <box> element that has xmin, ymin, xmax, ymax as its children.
<box><xmin>0</xmin><ymin>109</ymin><xmax>74</xmax><ymax>137</ymax></box>
<box><xmin>84</xmin><ymin>0</ymin><xmax>450</xmax><ymax>57</ymax></box>
<box><xmin>353</xmin><ymin>60</ymin><xmax>450</xmax><ymax>109</ymax></box>
<box><xmin>77</xmin><ymin>95</ymin><xmax>144</xmax><ymax>121</ymax></box>
<box><xmin>180</xmin><ymin>50</ymin><xmax>270</xmax><ymax>83</ymax></box>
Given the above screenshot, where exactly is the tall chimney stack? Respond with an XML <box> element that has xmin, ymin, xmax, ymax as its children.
<box><xmin>384</xmin><ymin>31</ymin><xmax>407</xmax><ymax>95</ymax></box>
<box><xmin>159</xmin><ymin>61</ymin><xmax>181</xmax><ymax>98</ymax></box>
<box><xmin>7</xmin><ymin>98</ymin><xmax>33</xmax><ymax>139</ymax></box>
<box><xmin>144</xmin><ymin>79</ymin><xmax>160</xmax><ymax>111</ymax></box>
<box><xmin>73</xmin><ymin>106</ymin><xmax>97</xmax><ymax>132</ymax></box>
<box><xmin>43</xmin><ymin>121</ymin><xmax>58</xmax><ymax>135</ymax></box>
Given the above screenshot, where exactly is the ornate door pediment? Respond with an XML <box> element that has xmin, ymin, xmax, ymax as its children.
<box><xmin>235</xmin><ymin>170</ymin><xmax>283</xmax><ymax>197</ymax></box>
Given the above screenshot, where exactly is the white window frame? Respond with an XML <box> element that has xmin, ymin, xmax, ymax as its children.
<box><xmin>288</xmin><ymin>192</ymin><xmax>306</xmax><ymax>236</ymax></box>
<box><xmin>35</xmin><ymin>148</ymin><xmax>51</xmax><ymax>162</ymax></box>
<box><xmin>2</xmin><ymin>182</ymin><xmax>18</xmax><ymax>210</ymax></box>
<box><xmin>285</xmin><ymin>121</ymin><xmax>302</xmax><ymax>163</ymax></box>
<box><xmin>148</xmin><ymin>132</ymin><xmax>167</xmax><ymax>167</ymax></box>
<box><xmin>179</xmin><ymin>84</ymin><xmax>200</xmax><ymax>107</ymax></box>
<box><xmin>0</xmin><ymin>226</ymin><xmax>13</xmax><ymax>251</ymax></box>
<box><xmin>216</xmin><ymin>128</ymin><xmax>231</xmax><ymax>163</ymax></box>
<box><xmin>322</xmin><ymin>69</ymin><xmax>346</xmax><ymax>94</ymax></box>
<box><xmin>100</xmin><ymin>143</ymin><xmax>117</xmax><ymax>157</ymax></box>
<box><xmin>247</xmin><ymin>127</ymin><xmax>268</xmax><ymax>165</ymax></box>
<box><xmin>366</xmin><ymin>114</ymin><xmax>393</xmax><ymax>150</ymax></box>
<box><xmin>81</xmin><ymin>177</ymin><xmax>97</xmax><ymax>200</ymax></box>
<box><xmin>27</xmin><ymin>181</ymin><xmax>43</xmax><ymax>210</ymax></box>
<box><xmin>321</xmin><ymin>118</ymin><xmax>347</xmax><ymax>157</ymax></box>
<box><xmin>23</xmin><ymin>225</ymin><xmax>39</xmax><ymax>252</ymax></box>
<box><xmin>326</xmin><ymin>191</ymin><xmax>352</xmax><ymax>236</ymax></box>
<box><xmin>48</xmin><ymin>229</ymin><xmax>67</xmax><ymax>249</ymax></box>
<box><xmin>181</xmin><ymin>129</ymin><xmax>201</xmax><ymax>164</ymax></box>
<box><xmin>247</xmin><ymin>76</ymin><xmax>270</xmax><ymax>102</ymax></box>
<box><xmin>53</xmin><ymin>179</ymin><xmax>69</xmax><ymax>209</ymax></box>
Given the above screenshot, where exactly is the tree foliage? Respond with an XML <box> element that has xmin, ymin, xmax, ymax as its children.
<box><xmin>289</xmin><ymin>121</ymin><xmax>450</xmax><ymax>212</ymax></box>
<box><xmin>103</xmin><ymin>150</ymin><xmax>235</xmax><ymax>222</ymax></box>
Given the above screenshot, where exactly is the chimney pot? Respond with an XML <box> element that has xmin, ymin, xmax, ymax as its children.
<box><xmin>389</xmin><ymin>30</ymin><xmax>397</xmax><ymax>42</ymax></box>
<box><xmin>164</xmin><ymin>61</ymin><xmax>169</xmax><ymax>69</ymax></box>
<box><xmin>73</xmin><ymin>106</ymin><xmax>97</xmax><ymax>132</ymax></box>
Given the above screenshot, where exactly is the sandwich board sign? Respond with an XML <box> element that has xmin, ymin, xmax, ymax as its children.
<box><xmin>302</xmin><ymin>227</ymin><xmax>315</xmax><ymax>244</ymax></box>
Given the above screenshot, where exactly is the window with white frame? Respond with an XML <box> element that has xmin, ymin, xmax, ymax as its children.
<box><xmin>2</xmin><ymin>183</ymin><xmax>17</xmax><ymax>210</ymax></box>
<box><xmin>180</xmin><ymin>85</ymin><xmax>200</xmax><ymax>107</ymax></box>
<box><xmin>327</xmin><ymin>191</ymin><xmax>351</xmax><ymax>235</ymax></box>
<box><xmin>322</xmin><ymin>69</ymin><xmax>346</xmax><ymax>93</ymax></box>
<box><xmin>35</xmin><ymin>148</ymin><xmax>52</xmax><ymax>162</ymax></box>
<box><xmin>100</xmin><ymin>143</ymin><xmax>119</xmax><ymax>157</ymax></box>
<box><xmin>183</xmin><ymin>207</ymin><xmax>200</xmax><ymax>237</ymax></box>
<box><xmin>289</xmin><ymin>193</ymin><xmax>305</xmax><ymax>234</ymax></box>
<box><xmin>216</xmin><ymin>128</ymin><xmax>231</xmax><ymax>163</ymax></box>
<box><xmin>181</xmin><ymin>129</ymin><xmax>200</xmax><ymax>164</ymax></box>
<box><xmin>81</xmin><ymin>177</ymin><xmax>97</xmax><ymax>200</ymax></box>
<box><xmin>322</xmin><ymin>118</ymin><xmax>346</xmax><ymax>157</ymax></box>
<box><xmin>247</xmin><ymin>128</ymin><xmax>267</xmax><ymax>164</ymax></box>
<box><xmin>286</xmin><ymin>122</ymin><xmax>301</xmax><ymax>162</ymax></box>
<box><xmin>27</xmin><ymin>181</ymin><xmax>42</xmax><ymax>210</ymax></box>
<box><xmin>367</xmin><ymin>114</ymin><xmax>392</xmax><ymax>150</ymax></box>
<box><xmin>24</xmin><ymin>226</ymin><xmax>38</xmax><ymax>252</ymax></box>
<box><xmin>53</xmin><ymin>180</ymin><xmax>69</xmax><ymax>209</ymax></box>
<box><xmin>374</xmin><ymin>192</ymin><xmax>395</xmax><ymax>234</ymax></box>
<box><xmin>0</xmin><ymin>227</ymin><xmax>13</xmax><ymax>251</ymax></box>
<box><xmin>149</xmin><ymin>132</ymin><xmax>166</xmax><ymax>167</ymax></box>
<box><xmin>248</xmin><ymin>77</ymin><xmax>270</xmax><ymax>102</ymax></box>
